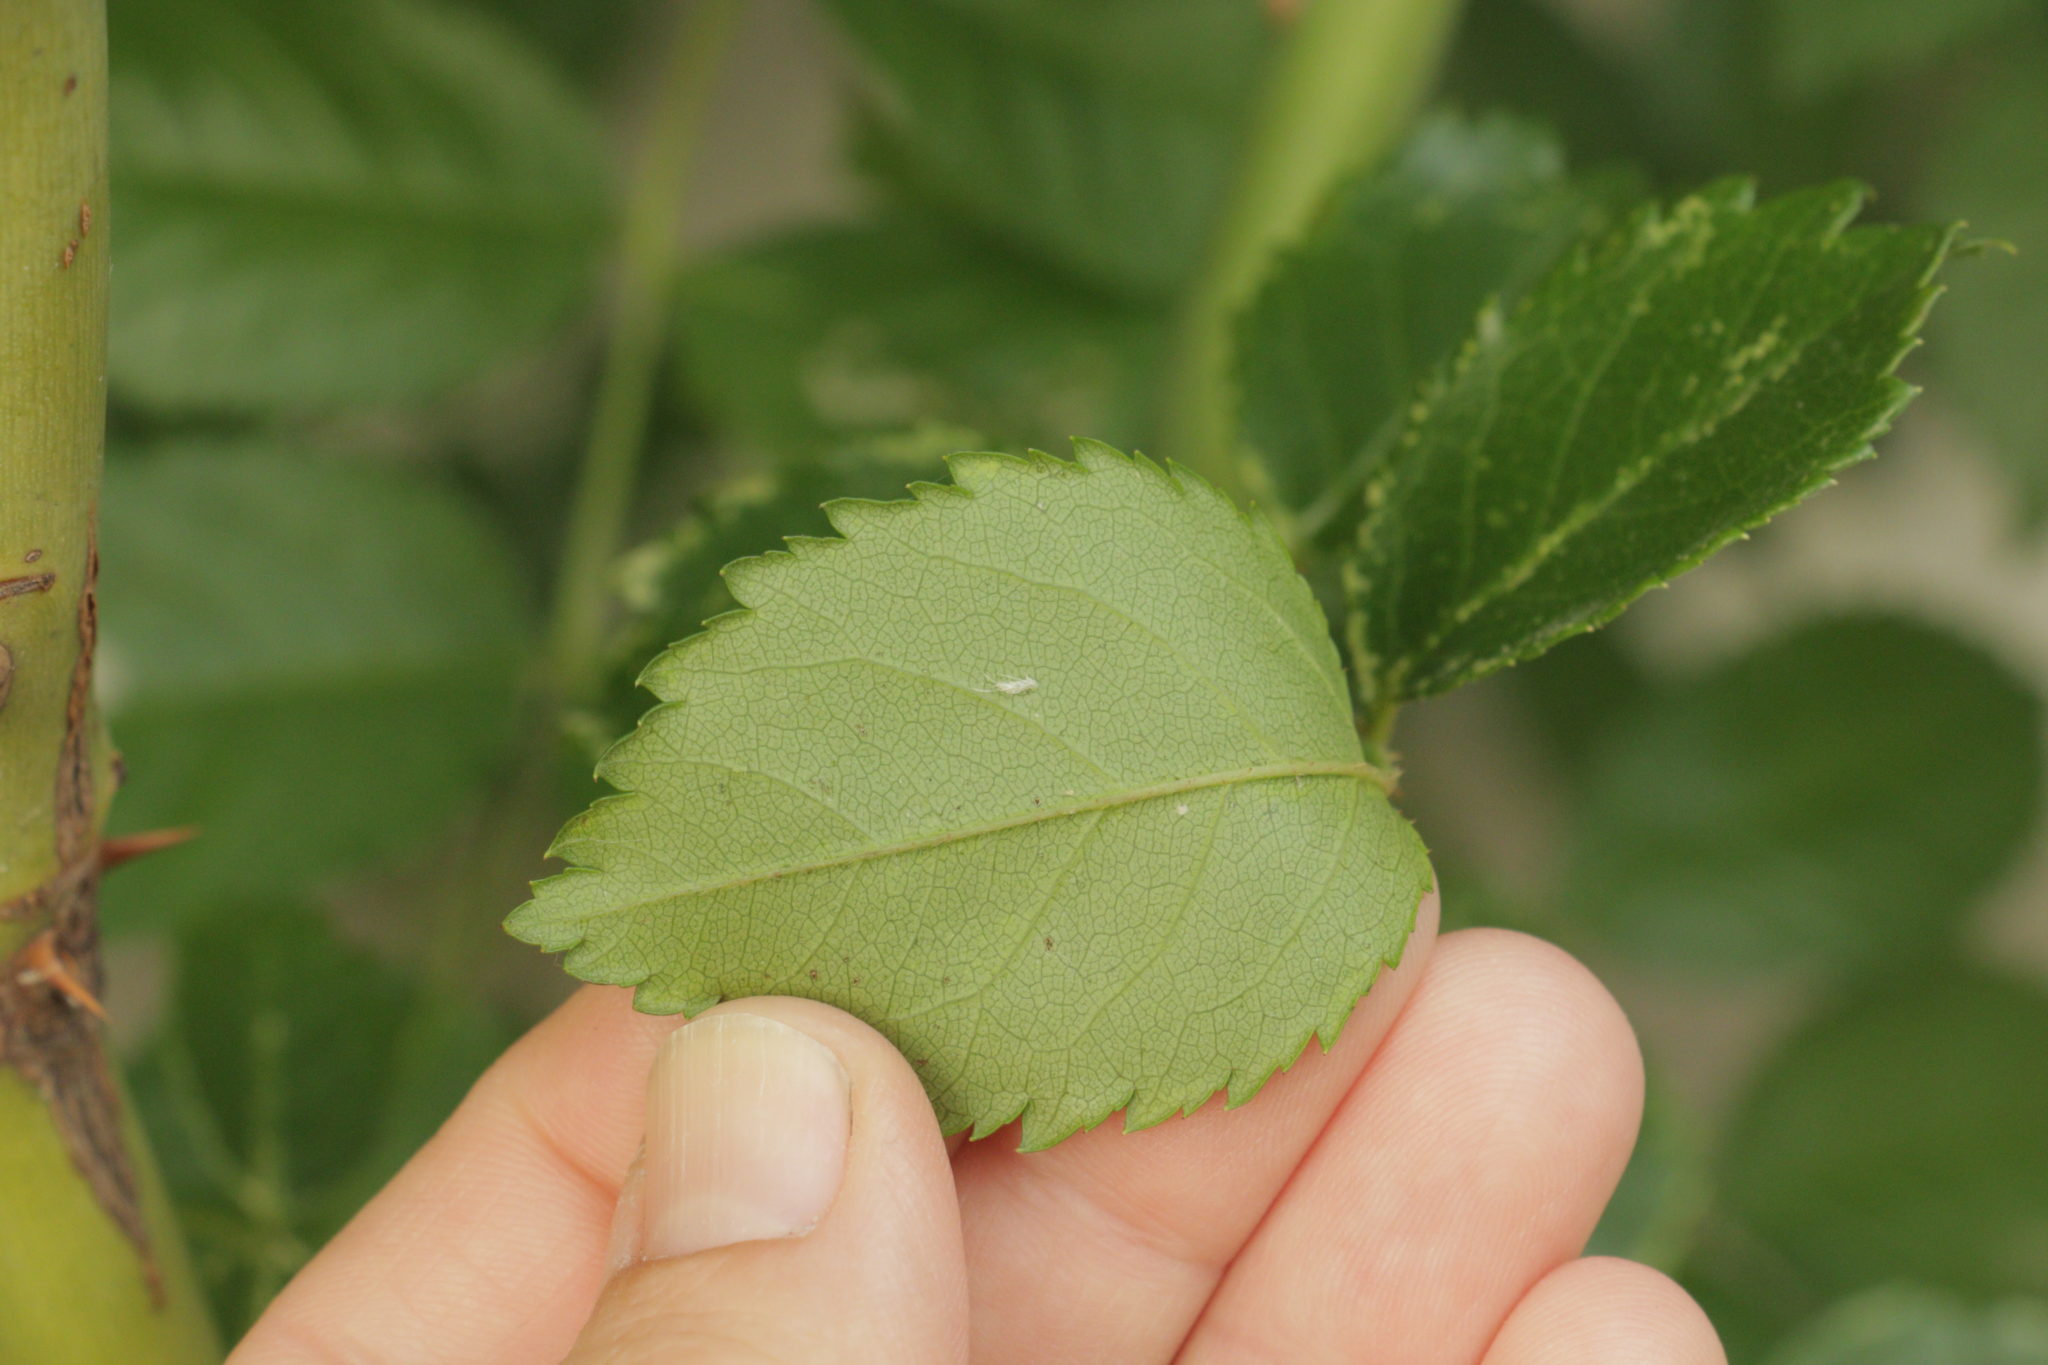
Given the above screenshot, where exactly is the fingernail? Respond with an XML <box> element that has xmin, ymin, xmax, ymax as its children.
<box><xmin>639</xmin><ymin>1012</ymin><xmax>851</xmax><ymax>1261</ymax></box>
<box><xmin>603</xmin><ymin>1146</ymin><xmax>646</xmax><ymax>1274</ymax></box>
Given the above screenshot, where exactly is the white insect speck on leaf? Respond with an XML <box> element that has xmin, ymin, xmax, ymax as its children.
<box><xmin>977</xmin><ymin>676</ymin><xmax>1038</xmax><ymax>696</ymax></box>
<box><xmin>1175</xmin><ymin>803</ymin><xmax>1189</xmax><ymax>816</ymax></box>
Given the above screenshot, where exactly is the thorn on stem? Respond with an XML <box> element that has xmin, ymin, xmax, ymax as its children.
<box><xmin>13</xmin><ymin>930</ymin><xmax>107</xmax><ymax>1021</ymax></box>
<box><xmin>99</xmin><ymin>826</ymin><xmax>200</xmax><ymax>872</ymax></box>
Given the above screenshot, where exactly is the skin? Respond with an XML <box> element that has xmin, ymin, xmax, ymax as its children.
<box><xmin>228</xmin><ymin>896</ymin><xmax>1726</xmax><ymax>1363</ymax></box>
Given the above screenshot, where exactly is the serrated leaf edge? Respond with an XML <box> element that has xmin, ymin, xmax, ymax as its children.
<box><xmin>511</xmin><ymin>439</ymin><xmax>1426</xmax><ymax>1147</ymax></box>
<box><xmin>1346</xmin><ymin>180</ymin><xmax>1959</xmax><ymax>709</ymax></box>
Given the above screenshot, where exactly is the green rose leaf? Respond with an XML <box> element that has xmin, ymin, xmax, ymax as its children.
<box><xmin>109</xmin><ymin>0</ymin><xmax>607</xmax><ymax>411</ymax></box>
<box><xmin>1723</xmin><ymin>970</ymin><xmax>2048</xmax><ymax>1304</ymax></box>
<box><xmin>99</xmin><ymin>443</ymin><xmax>526</xmax><ymax>928</ymax></box>
<box><xmin>595</xmin><ymin>443</ymin><xmax>958</xmax><ymax>746</ymax></box>
<box><xmin>1563</xmin><ymin>614</ymin><xmax>2042</xmax><ymax>975</ymax></box>
<box><xmin>820</xmin><ymin>0</ymin><xmax>1269</xmax><ymax>298</ymax></box>
<box><xmin>1344</xmin><ymin>180</ymin><xmax>1954</xmax><ymax>717</ymax></box>
<box><xmin>510</xmin><ymin>441</ymin><xmax>1431</xmax><ymax>1149</ymax></box>
<box><xmin>678</xmin><ymin>215</ymin><xmax>1158</xmax><ymax>463</ymax></box>
<box><xmin>1237</xmin><ymin>112</ymin><xmax>1615</xmax><ymax>531</ymax></box>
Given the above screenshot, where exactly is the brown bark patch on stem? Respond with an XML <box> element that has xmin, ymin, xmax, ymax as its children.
<box><xmin>0</xmin><ymin>874</ymin><xmax>159</xmax><ymax>1305</ymax></box>
<box><xmin>0</xmin><ymin>572</ymin><xmax>57</xmax><ymax>600</ymax></box>
<box><xmin>0</xmin><ymin>534</ymin><xmax>160</xmax><ymax>1303</ymax></box>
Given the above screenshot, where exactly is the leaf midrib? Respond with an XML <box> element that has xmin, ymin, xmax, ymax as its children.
<box><xmin>554</xmin><ymin>758</ymin><xmax>1391</xmax><ymax>912</ymax></box>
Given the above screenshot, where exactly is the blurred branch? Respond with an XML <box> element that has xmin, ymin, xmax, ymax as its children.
<box><xmin>544</xmin><ymin>0</ymin><xmax>743</xmax><ymax>711</ymax></box>
<box><xmin>1156</xmin><ymin>0</ymin><xmax>1468</xmax><ymax>501</ymax></box>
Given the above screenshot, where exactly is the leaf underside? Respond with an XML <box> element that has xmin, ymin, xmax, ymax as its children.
<box><xmin>1344</xmin><ymin>179</ymin><xmax>1956</xmax><ymax>711</ymax></box>
<box><xmin>510</xmin><ymin>442</ymin><xmax>1431</xmax><ymax>1149</ymax></box>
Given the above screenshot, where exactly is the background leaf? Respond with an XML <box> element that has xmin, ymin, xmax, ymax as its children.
<box><xmin>1767</xmin><ymin>0</ymin><xmax>2036</xmax><ymax>100</ymax></box>
<box><xmin>1344</xmin><ymin>181</ymin><xmax>1952</xmax><ymax>712</ymax></box>
<box><xmin>512</xmin><ymin>443</ymin><xmax>1430</xmax><ymax>1149</ymax></box>
<box><xmin>678</xmin><ymin>214</ymin><xmax>1158</xmax><ymax>461</ymax></box>
<box><xmin>1766</xmin><ymin>1286</ymin><xmax>2048</xmax><ymax>1364</ymax></box>
<box><xmin>1237</xmin><ymin>112</ymin><xmax>1615</xmax><ymax>528</ymax></box>
<box><xmin>98</xmin><ymin>443</ymin><xmax>527</xmax><ymax>929</ymax></box>
<box><xmin>1924</xmin><ymin>37</ymin><xmax>2048</xmax><ymax>524</ymax></box>
<box><xmin>129</xmin><ymin>902</ymin><xmax>507</xmax><ymax>1339</ymax></box>
<box><xmin>109</xmin><ymin>0</ymin><xmax>608</xmax><ymax>411</ymax></box>
<box><xmin>1562</xmin><ymin>614</ymin><xmax>2042</xmax><ymax>975</ymax></box>
<box><xmin>1720</xmin><ymin>970</ymin><xmax>2048</xmax><ymax>1308</ymax></box>
<box><xmin>820</xmin><ymin>0</ymin><xmax>1269</xmax><ymax>298</ymax></box>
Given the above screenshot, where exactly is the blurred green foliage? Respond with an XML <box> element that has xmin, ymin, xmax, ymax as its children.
<box><xmin>97</xmin><ymin>444</ymin><xmax>527</xmax><ymax>929</ymax></box>
<box><xmin>91</xmin><ymin>0</ymin><xmax>2048</xmax><ymax>1353</ymax></box>
<box><xmin>1564</xmin><ymin>615</ymin><xmax>2041</xmax><ymax>975</ymax></box>
<box><xmin>1766</xmin><ymin>1286</ymin><xmax>2048</xmax><ymax>1364</ymax></box>
<box><xmin>130</xmin><ymin>903</ymin><xmax>508</xmax><ymax>1337</ymax></box>
<box><xmin>108</xmin><ymin>0</ymin><xmax>608</xmax><ymax>410</ymax></box>
<box><xmin>1728</xmin><ymin>971</ymin><xmax>2048</xmax><ymax>1310</ymax></box>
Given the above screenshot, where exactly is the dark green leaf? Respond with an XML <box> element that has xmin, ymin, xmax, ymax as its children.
<box><xmin>1344</xmin><ymin>180</ymin><xmax>1953</xmax><ymax>714</ymax></box>
<box><xmin>1723</xmin><ymin>970</ymin><xmax>2048</xmax><ymax>1304</ymax></box>
<box><xmin>1237</xmin><ymin>112</ymin><xmax>1615</xmax><ymax>529</ymax></box>
<box><xmin>1768</xmin><ymin>1286</ymin><xmax>2048</xmax><ymax>1364</ymax></box>
<box><xmin>1924</xmin><ymin>40</ymin><xmax>2048</xmax><ymax>524</ymax></box>
<box><xmin>129</xmin><ymin>902</ymin><xmax>508</xmax><ymax>1338</ymax></box>
<box><xmin>679</xmin><ymin>215</ymin><xmax>1159</xmax><ymax>461</ymax></box>
<box><xmin>99</xmin><ymin>443</ymin><xmax>527</xmax><ymax>929</ymax></box>
<box><xmin>512</xmin><ymin>443</ymin><xmax>1431</xmax><ymax>1149</ymax></box>
<box><xmin>1562</xmin><ymin>615</ymin><xmax>2041</xmax><ymax>975</ymax></box>
<box><xmin>1440</xmin><ymin>0</ymin><xmax>1666</xmax><ymax>172</ymax></box>
<box><xmin>820</xmin><ymin>0</ymin><xmax>1269</xmax><ymax>297</ymax></box>
<box><xmin>1768</xmin><ymin>0</ymin><xmax>2036</xmax><ymax>100</ymax></box>
<box><xmin>491</xmin><ymin>0</ymin><xmax>655</xmax><ymax>88</ymax></box>
<box><xmin>109</xmin><ymin>0</ymin><xmax>608</xmax><ymax>411</ymax></box>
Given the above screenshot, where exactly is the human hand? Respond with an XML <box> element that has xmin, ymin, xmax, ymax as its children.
<box><xmin>228</xmin><ymin>896</ymin><xmax>1725</xmax><ymax>1363</ymax></box>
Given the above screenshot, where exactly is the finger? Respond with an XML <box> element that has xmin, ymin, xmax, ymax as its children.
<box><xmin>564</xmin><ymin>999</ymin><xmax>967</xmax><ymax>1365</ymax></box>
<box><xmin>1482</xmin><ymin>1258</ymin><xmax>1725</xmax><ymax>1365</ymax></box>
<box><xmin>1181</xmin><ymin>930</ymin><xmax>1644</xmax><ymax>1363</ymax></box>
<box><xmin>953</xmin><ymin>893</ymin><xmax>1439</xmax><ymax>1364</ymax></box>
<box><xmin>232</xmin><ymin>986</ymin><xmax>681</xmax><ymax>1364</ymax></box>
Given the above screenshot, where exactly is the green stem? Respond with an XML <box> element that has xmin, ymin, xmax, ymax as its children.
<box><xmin>543</xmin><ymin>0</ymin><xmax>741</xmax><ymax>710</ymax></box>
<box><xmin>1156</xmin><ymin>0</ymin><xmax>1468</xmax><ymax>501</ymax></box>
<box><xmin>0</xmin><ymin>3</ymin><xmax>218</xmax><ymax>1359</ymax></box>
<box><xmin>1361</xmin><ymin>698</ymin><xmax>1401</xmax><ymax>767</ymax></box>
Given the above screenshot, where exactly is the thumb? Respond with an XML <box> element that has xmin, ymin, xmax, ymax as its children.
<box><xmin>564</xmin><ymin>998</ymin><xmax>969</xmax><ymax>1365</ymax></box>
